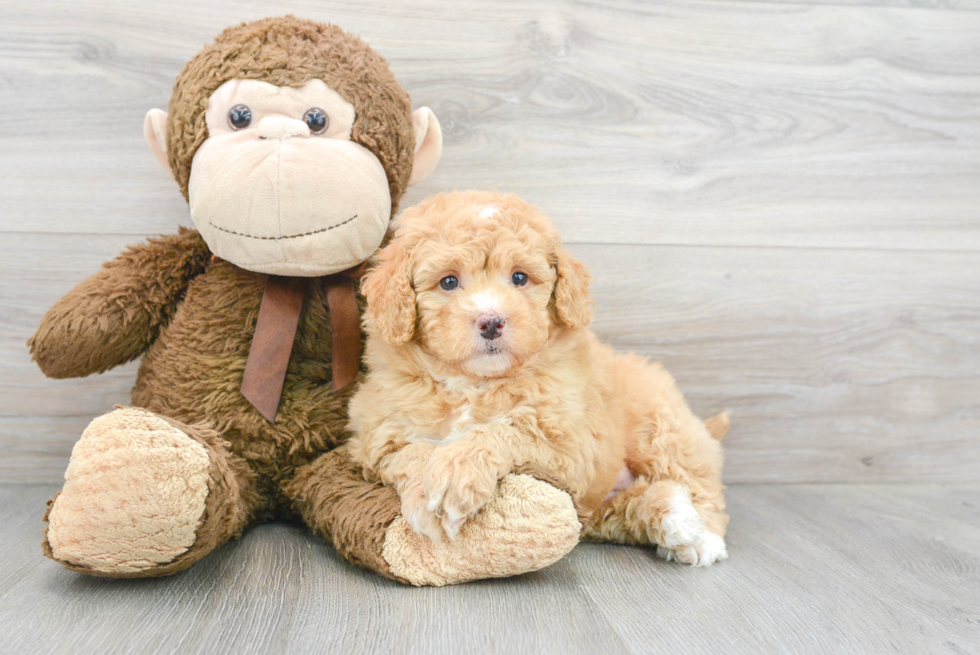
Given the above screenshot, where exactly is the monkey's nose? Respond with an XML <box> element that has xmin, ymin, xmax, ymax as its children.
<box><xmin>477</xmin><ymin>315</ymin><xmax>506</xmax><ymax>340</ymax></box>
<box><xmin>257</xmin><ymin>117</ymin><xmax>311</xmax><ymax>140</ymax></box>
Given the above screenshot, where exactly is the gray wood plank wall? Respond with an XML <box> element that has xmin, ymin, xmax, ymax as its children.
<box><xmin>1</xmin><ymin>0</ymin><xmax>978</xmax><ymax>484</ymax></box>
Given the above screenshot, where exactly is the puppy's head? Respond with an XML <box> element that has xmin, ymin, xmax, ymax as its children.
<box><xmin>361</xmin><ymin>191</ymin><xmax>592</xmax><ymax>378</ymax></box>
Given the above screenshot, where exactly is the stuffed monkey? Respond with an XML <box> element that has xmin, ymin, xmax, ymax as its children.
<box><xmin>29</xmin><ymin>17</ymin><xmax>584</xmax><ymax>586</ymax></box>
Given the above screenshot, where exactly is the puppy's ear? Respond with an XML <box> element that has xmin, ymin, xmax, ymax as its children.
<box><xmin>361</xmin><ymin>237</ymin><xmax>417</xmax><ymax>345</ymax></box>
<box><xmin>551</xmin><ymin>242</ymin><xmax>593</xmax><ymax>329</ymax></box>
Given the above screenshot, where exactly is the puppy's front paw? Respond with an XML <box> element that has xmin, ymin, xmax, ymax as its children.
<box><xmin>399</xmin><ymin>480</ymin><xmax>447</xmax><ymax>543</ymax></box>
<box><xmin>382</xmin><ymin>474</ymin><xmax>582</xmax><ymax>586</ymax></box>
<box><xmin>422</xmin><ymin>446</ymin><xmax>505</xmax><ymax>540</ymax></box>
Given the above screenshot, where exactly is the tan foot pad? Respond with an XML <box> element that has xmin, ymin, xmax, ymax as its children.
<box><xmin>46</xmin><ymin>408</ymin><xmax>211</xmax><ymax>574</ymax></box>
<box><xmin>382</xmin><ymin>473</ymin><xmax>581</xmax><ymax>586</ymax></box>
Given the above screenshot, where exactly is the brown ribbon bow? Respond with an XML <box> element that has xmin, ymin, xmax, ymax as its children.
<box><xmin>241</xmin><ymin>265</ymin><xmax>365</xmax><ymax>423</ymax></box>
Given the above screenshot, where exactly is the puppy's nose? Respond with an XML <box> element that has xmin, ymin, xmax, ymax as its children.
<box><xmin>477</xmin><ymin>315</ymin><xmax>506</xmax><ymax>340</ymax></box>
<box><xmin>257</xmin><ymin>117</ymin><xmax>310</xmax><ymax>140</ymax></box>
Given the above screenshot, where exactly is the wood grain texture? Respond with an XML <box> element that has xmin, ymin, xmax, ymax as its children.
<box><xmin>0</xmin><ymin>0</ymin><xmax>978</xmax><ymax>249</ymax></box>
<box><xmin>1</xmin><ymin>483</ymin><xmax>978</xmax><ymax>655</ymax></box>
<box><xmin>1</xmin><ymin>0</ymin><xmax>979</xmax><ymax>484</ymax></box>
<box><xmin>581</xmin><ymin>243</ymin><xmax>980</xmax><ymax>484</ymax></box>
<box><xmin>3</xmin><ymin>234</ymin><xmax>977</xmax><ymax>483</ymax></box>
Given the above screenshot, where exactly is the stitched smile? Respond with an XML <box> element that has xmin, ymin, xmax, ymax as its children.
<box><xmin>208</xmin><ymin>214</ymin><xmax>358</xmax><ymax>240</ymax></box>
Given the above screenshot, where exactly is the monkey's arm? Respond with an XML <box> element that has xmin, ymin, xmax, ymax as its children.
<box><xmin>28</xmin><ymin>228</ymin><xmax>211</xmax><ymax>378</ymax></box>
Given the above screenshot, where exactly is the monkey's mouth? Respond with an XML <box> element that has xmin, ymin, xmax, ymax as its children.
<box><xmin>207</xmin><ymin>215</ymin><xmax>358</xmax><ymax>241</ymax></box>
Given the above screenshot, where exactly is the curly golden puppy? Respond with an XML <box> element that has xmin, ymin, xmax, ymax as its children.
<box><xmin>348</xmin><ymin>191</ymin><xmax>729</xmax><ymax>566</ymax></box>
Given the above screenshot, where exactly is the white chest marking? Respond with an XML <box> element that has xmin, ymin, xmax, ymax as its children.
<box><xmin>444</xmin><ymin>404</ymin><xmax>475</xmax><ymax>443</ymax></box>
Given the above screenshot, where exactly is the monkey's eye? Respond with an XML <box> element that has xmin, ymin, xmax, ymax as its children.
<box><xmin>228</xmin><ymin>104</ymin><xmax>252</xmax><ymax>130</ymax></box>
<box><xmin>439</xmin><ymin>276</ymin><xmax>459</xmax><ymax>291</ymax></box>
<box><xmin>511</xmin><ymin>271</ymin><xmax>529</xmax><ymax>287</ymax></box>
<box><xmin>303</xmin><ymin>108</ymin><xmax>329</xmax><ymax>134</ymax></box>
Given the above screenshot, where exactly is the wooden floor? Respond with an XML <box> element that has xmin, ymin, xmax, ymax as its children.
<box><xmin>2</xmin><ymin>483</ymin><xmax>978</xmax><ymax>655</ymax></box>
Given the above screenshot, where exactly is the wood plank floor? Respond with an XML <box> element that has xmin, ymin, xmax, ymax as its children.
<box><xmin>2</xmin><ymin>483</ymin><xmax>977</xmax><ymax>655</ymax></box>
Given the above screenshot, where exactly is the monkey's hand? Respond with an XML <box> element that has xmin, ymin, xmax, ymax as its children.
<box><xmin>28</xmin><ymin>228</ymin><xmax>211</xmax><ymax>378</ymax></box>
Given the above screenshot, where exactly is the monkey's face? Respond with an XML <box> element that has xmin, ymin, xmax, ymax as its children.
<box><xmin>145</xmin><ymin>18</ymin><xmax>442</xmax><ymax>277</ymax></box>
<box><xmin>179</xmin><ymin>79</ymin><xmax>389</xmax><ymax>276</ymax></box>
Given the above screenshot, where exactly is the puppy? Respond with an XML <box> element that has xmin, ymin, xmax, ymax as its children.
<box><xmin>347</xmin><ymin>191</ymin><xmax>729</xmax><ymax>566</ymax></box>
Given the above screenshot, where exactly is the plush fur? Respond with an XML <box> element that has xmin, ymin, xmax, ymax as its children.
<box><xmin>30</xmin><ymin>18</ymin><xmax>584</xmax><ymax>583</ymax></box>
<box><xmin>348</xmin><ymin>191</ymin><xmax>729</xmax><ymax>565</ymax></box>
<box><xmin>167</xmin><ymin>16</ymin><xmax>415</xmax><ymax>205</ymax></box>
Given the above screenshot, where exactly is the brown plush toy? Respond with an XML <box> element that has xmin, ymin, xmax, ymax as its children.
<box><xmin>29</xmin><ymin>17</ymin><xmax>584</xmax><ymax>586</ymax></box>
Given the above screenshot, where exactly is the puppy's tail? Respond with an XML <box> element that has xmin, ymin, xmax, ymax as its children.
<box><xmin>703</xmin><ymin>411</ymin><xmax>731</xmax><ymax>441</ymax></box>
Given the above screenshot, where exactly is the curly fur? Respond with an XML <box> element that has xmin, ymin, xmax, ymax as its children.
<box><xmin>348</xmin><ymin>191</ymin><xmax>729</xmax><ymax>560</ymax></box>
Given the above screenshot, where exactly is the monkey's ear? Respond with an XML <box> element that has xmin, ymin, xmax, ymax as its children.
<box><xmin>408</xmin><ymin>107</ymin><xmax>442</xmax><ymax>186</ymax></box>
<box><xmin>143</xmin><ymin>109</ymin><xmax>172</xmax><ymax>176</ymax></box>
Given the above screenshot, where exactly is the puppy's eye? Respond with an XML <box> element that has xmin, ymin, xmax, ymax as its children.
<box><xmin>228</xmin><ymin>104</ymin><xmax>252</xmax><ymax>130</ymax></box>
<box><xmin>511</xmin><ymin>271</ymin><xmax>529</xmax><ymax>287</ymax></box>
<box><xmin>303</xmin><ymin>107</ymin><xmax>329</xmax><ymax>134</ymax></box>
<box><xmin>439</xmin><ymin>276</ymin><xmax>459</xmax><ymax>291</ymax></box>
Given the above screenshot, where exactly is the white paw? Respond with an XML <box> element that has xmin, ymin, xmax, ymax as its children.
<box><xmin>659</xmin><ymin>493</ymin><xmax>705</xmax><ymax>549</ymax></box>
<box><xmin>655</xmin><ymin>488</ymin><xmax>728</xmax><ymax>567</ymax></box>
<box><xmin>696</xmin><ymin>532</ymin><xmax>729</xmax><ymax>566</ymax></box>
<box><xmin>658</xmin><ymin>531</ymin><xmax>728</xmax><ymax>567</ymax></box>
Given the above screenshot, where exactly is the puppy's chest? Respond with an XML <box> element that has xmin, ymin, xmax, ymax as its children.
<box><xmin>416</xmin><ymin>391</ymin><xmax>516</xmax><ymax>445</ymax></box>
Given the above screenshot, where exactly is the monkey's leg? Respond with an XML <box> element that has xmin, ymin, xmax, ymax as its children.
<box><xmin>285</xmin><ymin>447</ymin><xmax>585</xmax><ymax>586</ymax></box>
<box><xmin>43</xmin><ymin>407</ymin><xmax>262</xmax><ymax>577</ymax></box>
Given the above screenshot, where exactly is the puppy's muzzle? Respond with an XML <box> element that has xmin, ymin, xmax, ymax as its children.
<box><xmin>477</xmin><ymin>314</ymin><xmax>506</xmax><ymax>341</ymax></box>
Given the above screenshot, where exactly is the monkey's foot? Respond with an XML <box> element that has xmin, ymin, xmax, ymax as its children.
<box><xmin>288</xmin><ymin>449</ymin><xmax>584</xmax><ymax>586</ymax></box>
<box><xmin>44</xmin><ymin>408</ymin><xmax>220</xmax><ymax>576</ymax></box>
<box><xmin>381</xmin><ymin>473</ymin><xmax>582</xmax><ymax>586</ymax></box>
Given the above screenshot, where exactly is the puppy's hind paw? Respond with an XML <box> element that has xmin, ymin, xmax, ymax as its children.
<box><xmin>659</xmin><ymin>496</ymin><xmax>705</xmax><ymax>550</ymax></box>
<box><xmin>657</xmin><ymin>532</ymin><xmax>728</xmax><ymax>567</ymax></box>
<box><xmin>655</xmin><ymin>486</ymin><xmax>728</xmax><ymax>567</ymax></box>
